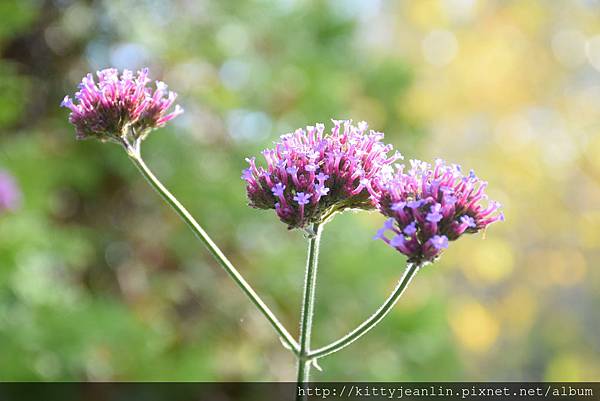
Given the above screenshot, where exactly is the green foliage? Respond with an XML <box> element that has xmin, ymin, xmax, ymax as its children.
<box><xmin>0</xmin><ymin>0</ymin><xmax>38</xmax><ymax>44</ymax></box>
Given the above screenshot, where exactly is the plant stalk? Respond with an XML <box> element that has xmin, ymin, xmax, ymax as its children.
<box><xmin>296</xmin><ymin>222</ymin><xmax>322</xmax><ymax>389</ymax></box>
<box><xmin>307</xmin><ymin>262</ymin><xmax>420</xmax><ymax>360</ymax></box>
<box><xmin>125</xmin><ymin>143</ymin><xmax>300</xmax><ymax>355</ymax></box>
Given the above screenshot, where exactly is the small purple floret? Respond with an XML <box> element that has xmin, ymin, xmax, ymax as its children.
<box><xmin>431</xmin><ymin>235</ymin><xmax>448</xmax><ymax>250</ymax></box>
<box><xmin>407</xmin><ymin>199</ymin><xmax>423</xmax><ymax>209</ymax></box>
<box><xmin>272</xmin><ymin>183</ymin><xmax>286</xmax><ymax>197</ymax></box>
<box><xmin>293</xmin><ymin>192</ymin><xmax>312</xmax><ymax>205</ymax></box>
<box><xmin>403</xmin><ymin>222</ymin><xmax>417</xmax><ymax>236</ymax></box>
<box><xmin>241</xmin><ymin>168</ymin><xmax>253</xmax><ymax>181</ymax></box>
<box><xmin>391</xmin><ymin>201</ymin><xmax>406</xmax><ymax>211</ymax></box>
<box><xmin>316</xmin><ymin>172</ymin><xmax>329</xmax><ymax>184</ymax></box>
<box><xmin>426</xmin><ymin>203</ymin><xmax>443</xmax><ymax>223</ymax></box>
<box><xmin>315</xmin><ymin>184</ymin><xmax>330</xmax><ymax>197</ymax></box>
<box><xmin>460</xmin><ymin>215</ymin><xmax>476</xmax><ymax>228</ymax></box>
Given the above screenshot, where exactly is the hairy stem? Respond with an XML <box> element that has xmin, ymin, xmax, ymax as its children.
<box><xmin>307</xmin><ymin>262</ymin><xmax>420</xmax><ymax>360</ymax></box>
<box><xmin>297</xmin><ymin>223</ymin><xmax>322</xmax><ymax>389</ymax></box>
<box><xmin>125</xmin><ymin>144</ymin><xmax>299</xmax><ymax>355</ymax></box>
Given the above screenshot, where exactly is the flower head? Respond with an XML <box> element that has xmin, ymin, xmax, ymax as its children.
<box><xmin>61</xmin><ymin>68</ymin><xmax>183</xmax><ymax>143</ymax></box>
<box><xmin>0</xmin><ymin>170</ymin><xmax>21</xmax><ymax>213</ymax></box>
<box><xmin>242</xmin><ymin>120</ymin><xmax>402</xmax><ymax>229</ymax></box>
<box><xmin>373</xmin><ymin>159</ymin><xmax>503</xmax><ymax>264</ymax></box>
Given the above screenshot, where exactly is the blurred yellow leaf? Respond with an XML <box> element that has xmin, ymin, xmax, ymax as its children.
<box><xmin>449</xmin><ymin>298</ymin><xmax>499</xmax><ymax>353</ymax></box>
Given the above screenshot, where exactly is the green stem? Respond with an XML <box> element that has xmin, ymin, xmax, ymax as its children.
<box><xmin>307</xmin><ymin>262</ymin><xmax>420</xmax><ymax>360</ymax></box>
<box><xmin>125</xmin><ymin>144</ymin><xmax>299</xmax><ymax>355</ymax></box>
<box><xmin>296</xmin><ymin>223</ymin><xmax>322</xmax><ymax>388</ymax></box>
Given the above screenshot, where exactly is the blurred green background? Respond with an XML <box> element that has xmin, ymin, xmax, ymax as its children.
<box><xmin>1</xmin><ymin>0</ymin><xmax>599</xmax><ymax>381</ymax></box>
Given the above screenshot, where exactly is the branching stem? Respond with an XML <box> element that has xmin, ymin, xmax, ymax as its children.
<box><xmin>308</xmin><ymin>262</ymin><xmax>421</xmax><ymax>360</ymax></box>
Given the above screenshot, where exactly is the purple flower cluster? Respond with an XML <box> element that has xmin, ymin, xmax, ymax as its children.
<box><xmin>0</xmin><ymin>171</ymin><xmax>21</xmax><ymax>213</ymax></box>
<box><xmin>242</xmin><ymin>120</ymin><xmax>402</xmax><ymax>229</ymax></box>
<box><xmin>373</xmin><ymin>159</ymin><xmax>504</xmax><ymax>264</ymax></box>
<box><xmin>61</xmin><ymin>68</ymin><xmax>183</xmax><ymax>142</ymax></box>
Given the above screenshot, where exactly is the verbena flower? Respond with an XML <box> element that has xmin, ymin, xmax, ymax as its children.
<box><xmin>0</xmin><ymin>170</ymin><xmax>21</xmax><ymax>213</ymax></box>
<box><xmin>373</xmin><ymin>159</ymin><xmax>503</xmax><ymax>264</ymax></box>
<box><xmin>242</xmin><ymin>120</ymin><xmax>402</xmax><ymax>229</ymax></box>
<box><xmin>61</xmin><ymin>68</ymin><xmax>183</xmax><ymax>143</ymax></box>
